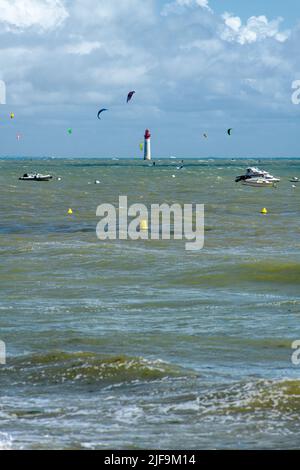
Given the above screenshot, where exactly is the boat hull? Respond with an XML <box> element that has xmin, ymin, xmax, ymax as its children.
<box><xmin>242</xmin><ymin>180</ymin><xmax>275</xmax><ymax>188</ymax></box>
<box><xmin>19</xmin><ymin>175</ymin><xmax>53</xmax><ymax>182</ymax></box>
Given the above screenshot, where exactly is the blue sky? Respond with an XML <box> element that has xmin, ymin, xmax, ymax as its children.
<box><xmin>0</xmin><ymin>0</ymin><xmax>300</xmax><ymax>158</ymax></box>
<box><xmin>209</xmin><ymin>0</ymin><xmax>300</xmax><ymax>27</ymax></box>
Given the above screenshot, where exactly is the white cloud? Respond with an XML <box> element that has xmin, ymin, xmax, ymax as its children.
<box><xmin>181</xmin><ymin>38</ymin><xmax>223</xmax><ymax>54</ymax></box>
<box><xmin>0</xmin><ymin>0</ymin><xmax>68</xmax><ymax>32</ymax></box>
<box><xmin>221</xmin><ymin>13</ymin><xmax>290</xmax><ymax>45</ymax></box>
<box><xmin>161</xmin><ymin>0</ymin><xmax>212</xmax><ymax>16</ymax></box>
<box><xmin>177</xmin><ymin>0</ymin><xmax>210</xmax><ymax>7</ymax></box>
<box><xmin>224</xmin><ymin>15</ymin><xmax>241</xmax><ymax>33</ymax></box>
<box><xmin>72</xmin><ymin>0</ymin><xmax>155</xmax><ymax>26</ymax></box>
<box><xmin>64</xmin><ymin>41</ymin><xmax>102</xmax><ymax>56</ymax></box>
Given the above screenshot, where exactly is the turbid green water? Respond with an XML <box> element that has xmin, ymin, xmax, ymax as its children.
<box><xmin>0</xmin><ymin>157</ymin><xmax>300</xmax><ymax>450</ymax></box>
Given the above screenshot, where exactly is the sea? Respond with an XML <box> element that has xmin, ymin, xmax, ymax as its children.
<box><xmin>0</xmin><ymin>157</ymin><xmax>299</xmax><ymax>450</ymax></box>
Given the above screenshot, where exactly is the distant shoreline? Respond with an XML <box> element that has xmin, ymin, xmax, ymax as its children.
<box><xmin>1</xmin><ymin>156</ymin><xmax>300</xmax><ymax>161</ymax></box>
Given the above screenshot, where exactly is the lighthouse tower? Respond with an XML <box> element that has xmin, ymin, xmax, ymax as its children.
<box><xmin>144</xmin><ymin>129</ymin><xmax>151</xmax><ymax>161</ymax></box>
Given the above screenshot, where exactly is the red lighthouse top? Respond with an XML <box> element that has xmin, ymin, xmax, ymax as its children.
<box><xmin>144</xmin><ymin>129</ymin><xmax>151</xmax><ymax>139</ymax></box>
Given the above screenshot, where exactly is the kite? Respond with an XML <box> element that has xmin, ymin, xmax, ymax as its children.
<box><xmin>227</xmin><ymin>128</ymin><xmax>233</xmax><ymax>136</ymax></box>
<box><xmin>127</xmin><ymin>91</ymin><xmax>135</xmax><ymax>103</ymax></box>
<box><xmin>67</xmin><ymin>128</ymin><xmax>73</xmax><ymax>135</ymax></box>
<box><xmin>97</xmin><ymin>108</ymin><xmax>108</xmax><ymax>119</ymax></box>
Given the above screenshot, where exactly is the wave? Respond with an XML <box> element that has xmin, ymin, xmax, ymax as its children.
<box><xmin>6</xmin><ymin>352</ymin><xmax>195</xmax><ymax>386</ymax></box>
<box><xmin>0</xmin><ymin>432</ymin><xmax>13</xmax><ymax>450</ymax></box>
<box><xmin>0</xmin><ymin>223</ymin><xmax>95</xmax><ymax>235</ymax></box>
<box><xmin>198</xmin><ymin>378</ymin><xmax>300</xmax><ymax>416</ymax></box>
<box><xmin>150</xmin><ymin>378</ymin><xmax>300</xmax><ymax>424</ymax></box>
<box><xmin>169</xmin><ymin>260</ymin><xmax>300</xmax><ymax>287</ymax></box>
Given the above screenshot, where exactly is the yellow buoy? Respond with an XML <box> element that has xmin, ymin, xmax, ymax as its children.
<box><xmin>140</xmin><ymin>219</ymin><xmax>148</xmax><ymax>231</ymax></box>
<box><xmin>68</xmin><ymin>208</ymin><xmax>73</xmax><ymax>215</ymax></box>
<box><xmin>261</xmin><ymin>208</ymin><xmax>268</xmax><ymax>214</ymax></box>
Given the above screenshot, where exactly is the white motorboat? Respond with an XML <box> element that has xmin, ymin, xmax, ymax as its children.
<box><xmin>19</xmin><ymin>173</ymin><xmax>53</xmax><ymax>181</ymax></box>
<box><xmin>241</xmin><ymin>177</ymin><xmax>275</xmax><ymax>188</ymax></box>
<box><xmin>235</xmin><ymin>167</ymin><xmax>280</xmax><ymax>185</ymax></box>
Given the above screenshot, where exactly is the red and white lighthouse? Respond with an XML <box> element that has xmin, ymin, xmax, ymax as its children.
<box><xmin>144</xmin><ymin>129</ymin><xmax>151</xmax><ymax>161</ymax></box>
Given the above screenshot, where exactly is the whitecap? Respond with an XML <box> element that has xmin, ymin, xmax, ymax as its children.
<box><xmin>0</xmin><ymin>432</ymin><xmax>13</xmax><ymax>450</ymax></box>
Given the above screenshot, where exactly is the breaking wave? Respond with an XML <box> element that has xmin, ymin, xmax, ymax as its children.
<box><xmin>0</xmin><ymin>432</ymin><xmax>13</xmax><ymax>450</ymax></box>
<box><xmin>5</xmin><ymin>352</ymin><xmax>195</xmax><ymax>386</ymax></box>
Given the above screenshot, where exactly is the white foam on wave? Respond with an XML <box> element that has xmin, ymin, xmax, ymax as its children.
<box><xmin>114</xmin><ymin>404</ymin><xmax>144</xmax><ymax>424</ymax></box>
<box><xmin>0</xmin><ymin>432</ymin><xmax>13</xmax><ymax>450</ymax></box>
